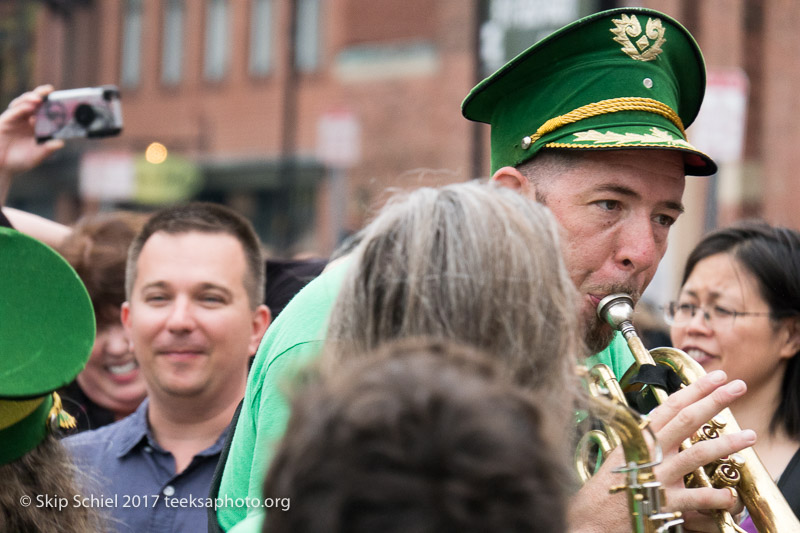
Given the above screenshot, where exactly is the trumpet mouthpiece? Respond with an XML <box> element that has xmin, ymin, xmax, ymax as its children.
<box><xmin>597</xmin><ymin>294</ymin><xmax>635</xmax><ymax>330</ymax></box>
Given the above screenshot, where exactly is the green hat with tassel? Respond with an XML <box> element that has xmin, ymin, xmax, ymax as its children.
<box><xmin>0</xmin><ymin>227</ymin><xmax>95</xmax><ymax>465</ymax></box>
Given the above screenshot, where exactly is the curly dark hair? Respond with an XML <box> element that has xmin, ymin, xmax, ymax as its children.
<box><xmin>263</xmin><ymin>339</ymin><xmax>569</xmax><ymax>533</ymax></box>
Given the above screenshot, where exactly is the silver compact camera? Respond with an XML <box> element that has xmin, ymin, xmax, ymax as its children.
<box><xmin>35</xmin><ymin>85</ymin><xmax>123</xmax><ymax>143</ymax></box>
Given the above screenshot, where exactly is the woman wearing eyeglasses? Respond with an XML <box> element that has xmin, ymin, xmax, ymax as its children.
<box><xmin>667</xmin><ymin>220</ymin><xmax>800</xmax><ymax>529</ymax></box>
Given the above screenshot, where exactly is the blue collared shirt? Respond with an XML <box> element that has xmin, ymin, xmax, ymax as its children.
<box><xmin>64</xmin><ymin>399</ymin><xmax>229</xmax><ymax>533</ymax></box>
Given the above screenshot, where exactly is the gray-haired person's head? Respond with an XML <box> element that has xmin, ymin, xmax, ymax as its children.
<box><xmin>325</xmin><ymin>181</ymin><xmax>582</xmax><ymax>423</ymax></box>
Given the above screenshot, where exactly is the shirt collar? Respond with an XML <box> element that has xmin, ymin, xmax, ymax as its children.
<box><xmin>115</xmin><ymin>398</ymin><xmax>152</xmax><ymax>458</ymax></box>
<box><xmin>114</xmin><ymin>398</ymin><xmax>232</xmax><ymax>459</ymax></box>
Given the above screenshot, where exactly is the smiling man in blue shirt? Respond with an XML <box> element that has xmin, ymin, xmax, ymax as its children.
<box><xmin>65</xmin><ymin>203</ymin><xmax>270</xmax><ymax>533</ymax></box>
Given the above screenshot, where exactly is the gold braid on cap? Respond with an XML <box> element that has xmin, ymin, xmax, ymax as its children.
<box><xmin>521</xmin><ymin>97</ymin><xmax>685</xmax><ymax>149</ymax></box>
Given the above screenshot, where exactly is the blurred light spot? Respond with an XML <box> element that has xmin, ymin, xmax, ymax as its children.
<box><xmin>145</xmin><ymin>142</ymin><xmax>168</xmax><ymax>164</ymax></box>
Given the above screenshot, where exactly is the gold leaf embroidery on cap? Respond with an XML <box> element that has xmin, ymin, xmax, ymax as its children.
<box><xmin>570</xmin><ymin>127</ymin><xmax>693</xmax><ymax>148</ymax></box>
<box><xmin>611</xmin><ymin>15</ymin><xmax>666</xmax><ymax>62</ymax></box>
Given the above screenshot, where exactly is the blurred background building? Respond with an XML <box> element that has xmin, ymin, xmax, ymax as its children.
<box><xmin>2</xmin><ymin>0</ymin><xmax>799</xmax><ymax>310</ymax></box>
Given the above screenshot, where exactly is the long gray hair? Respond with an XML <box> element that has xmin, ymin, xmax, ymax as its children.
<box><xmin>324</xmin><ymin>181</ymin><xmax>582</xmax><ymax>411</ymax></box>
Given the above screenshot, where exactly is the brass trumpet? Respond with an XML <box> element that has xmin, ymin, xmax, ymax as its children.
<box><xmin>592</xmin><ymin>293</ymin><xmax>800</xmax><ymax>533</ymax></box>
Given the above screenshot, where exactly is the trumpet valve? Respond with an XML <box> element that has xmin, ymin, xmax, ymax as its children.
<box><xmin>709</xmin><ymin>453</ymin><xmax>745</xmax><ymax>488</ymax></box>
<box><xmin>692</xmin><ymin>416</ymin><xmax>726</xmax><ymax>443</ymax></box>
<box><xmin>711</xmin><ymin>464</ymin><xmax>742</xmax><ymax>487</ymax></box>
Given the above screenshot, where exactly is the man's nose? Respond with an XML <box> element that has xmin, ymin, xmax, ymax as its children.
<box><xmin>615</xmin><ymin>217</ymin><xmax>660</xmax><ymax>274</ymax></box>
<box><xmin>165</xmin><ymin>296</ymin><xmax>196</xmax><ymax>332</ymax></box>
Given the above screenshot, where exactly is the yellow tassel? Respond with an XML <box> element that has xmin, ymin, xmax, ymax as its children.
<box><xmin>49</xmin><ymin>392</ymin><xmax>77</xmax><ymax>431</ymax></box>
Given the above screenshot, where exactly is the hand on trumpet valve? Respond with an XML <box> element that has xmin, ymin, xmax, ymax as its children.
<box><xmin>570</xmin><ymin>370</ymin><xmax>754</xmax><ymax>533</ymax></box>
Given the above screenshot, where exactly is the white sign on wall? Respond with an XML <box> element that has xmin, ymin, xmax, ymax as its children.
<box><xmin>689</xmin><ymin>68</ymin><xmax>750</xmax><ymax>164</ymax></box>
<box><xmin>316</xmin><ymin>109</ymin><xmax>361</xmax><ymax>169</ymax></box>
<box><xmin>79</xmin><ymin>150</ymin><xmax>135</xmax><ymax>201</ymax></box>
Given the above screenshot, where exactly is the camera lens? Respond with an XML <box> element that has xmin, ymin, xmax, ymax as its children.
<box><xmin>74</xmin><ymin>104</ymin><xmax>96</xmax><ymax>127</ymax></box>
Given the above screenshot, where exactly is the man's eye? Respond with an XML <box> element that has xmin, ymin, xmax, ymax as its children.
<box><xmin>654</xmin><ymin>214</ymin><xmax>676</xmax><ymax>227</ymax></box>
<box><xmin>201</xmin><ymin>294</ymin><xmax>225</xmax><ymax>304</ymax></box>
<box><xmin>596</xmin><ymin>200</ymin><xmax>620</xmax><ymax>211</ymax></box>
<box><xmin>145</xmin><ymin>294</ymin><xmax>168</xmax><ymax>303</ymax></box>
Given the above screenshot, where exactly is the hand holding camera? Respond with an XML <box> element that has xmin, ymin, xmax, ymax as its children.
<box><xmin>0</xmin><ymin>85</ymin><xmax>64</xmax><ymax>203</ymax></box>
<box><xmin>1</xmin><ymin>86</ymin><xmax>64</xmax><ymax>173</ymax></box>
<box><xmin>0</xmin><ymin>84</ymin><xmax>123</xmax><ymax>205</ymax></box>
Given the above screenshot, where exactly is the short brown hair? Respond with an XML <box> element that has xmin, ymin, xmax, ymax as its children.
<box><xmin>264</xmin><ymin>339</ymin><xmax>569</xmax><ymax>533</ymax></box>
<box><xmin>125</xmin><ymin>202</ymin><xmax>265</xmax><ymax>309</ymax></box>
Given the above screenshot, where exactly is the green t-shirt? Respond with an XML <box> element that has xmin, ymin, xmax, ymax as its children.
<box><xmin>585</xmin><ymin>331</ymin><xmax>635</xmax><ymax>381</ymax></box>
<box><xmin>226</xmin><ymin>510</ymin><xmax>264</xmax><ymax>533</ymax></box>
<box><xmin>215</xmin><ymin>257</ymin><xmax>636</xmax><ymax>531</ymax></box>
<box><xmin>216</xmin><ymin>259</ymin><xmax>350</xmax><ymax>531</ymax></box>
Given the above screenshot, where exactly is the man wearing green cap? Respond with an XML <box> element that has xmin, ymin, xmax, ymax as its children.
<box><xmin>462</xmin><ymin>7</ymin><xmax>758</xmax><ymax>532</ymax></box>
<box><xmin>461</xmin><ymin>6</ymin><xmax>714</xmax><ymax>365</ymax></box>
<box><xmin>213</xmin><ymin>8</ymin><xmax>756</xmax><ymax>533</ymax></box>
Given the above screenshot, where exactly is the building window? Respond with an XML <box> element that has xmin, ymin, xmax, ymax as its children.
<box><xmin>162</xmin><ymin>0</ymin><xmax>184</xmax><ymax>85</ymax></box>
<box><xmin>120</xmin><ymin>0</ymin><xmax>143</xmax><ymax>87</ymax></box>
<box><xmin>249</xmin><ymin>0</ymin><xmax>273</xmax><ymax>76</ymax></box>
<box><xmin>204</xmin><ymin>0</ymin><xmax>230</xmax><ymax>81</ymax></box>
<box><xmin>294</xmin><ymin>0</ymin><xmax>321</xmax><ymax>72</ymax></box>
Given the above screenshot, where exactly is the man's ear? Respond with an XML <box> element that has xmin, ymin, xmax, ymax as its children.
<box><xmin>247</xmin><ymin>305</ymin><xmax>271</xmax><ymax>356</ymax></box>
<box><xmin>492</xmin><ymin>166</ymin><xmax>539</xmax><ymax>200</ymax></box>
<box><xmin>492</xmin><ymin>166</ymin><xmax>525</xmax><ymax>190</ymax></box>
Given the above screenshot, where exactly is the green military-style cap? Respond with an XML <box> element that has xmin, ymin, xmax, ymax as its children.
<box><xmin>0</xmin><ymin>227</ymin><xmax>95</xmax><ymax>465</ymax></box>
<box><xmin>462</xmin><ymin>7</ymin><xmax>717</xmax><ymax>176</ymax></box>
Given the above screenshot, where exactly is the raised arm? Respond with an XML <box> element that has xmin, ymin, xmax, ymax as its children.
<box><xmin>0</xmin><ymin>85</ymin><xmax>64</xmax><ymax>205</ymax></box>
<box><xmin>2</xmin><ymin>207</ymin><xmax>70</xmax><ymax>248</ymax></box>
<box><xmin>0</xmin><ymin>85</ymin><xmax>69</xmax><ymax>245</ymax></box>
